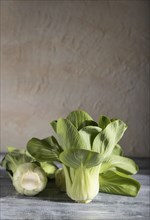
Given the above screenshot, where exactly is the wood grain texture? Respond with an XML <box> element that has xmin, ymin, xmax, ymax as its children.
<box><xmin>0</xmin><ymin>158</ymin><xmax>149</xmax><ymax>220</ymax></box>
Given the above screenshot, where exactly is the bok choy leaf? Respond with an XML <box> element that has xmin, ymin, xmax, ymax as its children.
<box><xmin>99</xmin><ymin>170</ymin><xmax>140</xmax><ymax>197</ymax></box>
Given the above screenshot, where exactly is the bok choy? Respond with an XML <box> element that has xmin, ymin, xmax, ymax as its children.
<box><xmin>27</xmin><ymin>110</ymin><xmax>140</xmax><ymax>203</ymax></box>
<box><xmin>1</xmin><ymin>148</ymin><xmax>47</xmax><ymax>196</ymax></box>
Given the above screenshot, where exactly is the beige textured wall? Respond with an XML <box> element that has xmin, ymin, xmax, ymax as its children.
<box><xmin>1</xmin><ymin>0</ymin><xmax>150</xmax><ymax>156</ymax></box>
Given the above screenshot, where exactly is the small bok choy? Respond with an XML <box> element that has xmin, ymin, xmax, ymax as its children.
<box><xmin>1</xmin><ymin>148</ymin><xmax>47</xmax><ymax>196</ymax></box>
<box><xmin>55</xmin><ymin>168</ymin><xmax>66</xmax><ymax>192</ymax></box>
<box><xmin>27</xmin><ymin>110</ymin><xmax>140</xmax><ymax>203</ymax></box>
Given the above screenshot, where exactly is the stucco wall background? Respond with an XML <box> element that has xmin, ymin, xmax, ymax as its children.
<box><xmin>1</xmin><ymin>0</ymin><xmax>150</xmax><ymax>156</ymax></box>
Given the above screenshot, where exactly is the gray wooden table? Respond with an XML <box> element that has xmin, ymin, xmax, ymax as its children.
<box><xmin>0</xmin><ymin>157</ymin><xmax>149</xmax><ymax>220</ymax></box>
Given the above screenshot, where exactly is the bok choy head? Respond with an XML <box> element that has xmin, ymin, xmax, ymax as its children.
<box><xmin>1</xmin><ymin>149</ymin><xmax>47</xmax><ymax>196</ymax></box>
<box><xmin>27</xmin><ymin>122</ymin><xmax>102</xmax><ymax>203</ymax></box>
<box><xmin>27</xmin><ymin>110</ymin><xmax>140</xmax><ymax>202</ymax></box>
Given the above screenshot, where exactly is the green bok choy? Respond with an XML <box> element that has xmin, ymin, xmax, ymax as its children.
<box><xmin>1</xmin><ymin>148</ymin><xmax>47</xmax><ymax>196</ymax></box>
<box><xmin>27</xmin><ymin>110</ymin><xmax>140</xmax><ymax>203</ymax></box>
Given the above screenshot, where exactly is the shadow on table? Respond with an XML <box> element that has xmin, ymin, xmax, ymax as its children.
<box><xmin>35</xmin><ymin>180</ymin><xmax>73</xmax><ymax>203</ymax></box>
<box><xmin>0</xmin><ymin>178</ymin><xmax>73</xmax><ymax>203</ymax></box>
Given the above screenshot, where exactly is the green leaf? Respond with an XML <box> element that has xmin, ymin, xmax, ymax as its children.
<box><xmin>59</xmin><ymin>149</ymin><xmax>102</xmax><ymax>169</ymax></box>
<box><xmin>1</xmin><ymin>151</ymin><xmax>33</xmax><ymax>177</ymax></box>
<box><xmin>66</xmin><ymin>110</ymin><xmax>93</xmax><ymax>129</ymax></box>
<box><xmin>27</xmin><ymin>136</ymin><xmax>62</xmax><ymax>162</ymax></box>
<box><xmin>100</xmin><ymin>155</ymin><xmax>139</xmax><ymax>175</ymax></box>
<box><xmin>92</xmin><ymin>120</ymin><xmax>127</xmax><ymax>156</ymax></box>
<box><xmin>40</xmin><ymin>161</ymin><xmax>57</xmax><ymax>179</ymax></box>
<box><xmin>111</xmin><ymin>118</ymin><xmax>117</xmax><ymax>122</ymax></box>
<box><xmin>50</xmin><ymin>120</ymin><xmax>57</xmax><ymax>132</ymax></box>
<box><xmin>7</xmin><ymin>146</ymin><xmax>18</xmax><ymax>152</ymax></box>
<box><xmin>111</xmin><ymin>144</ymin><xmax>123</xmax><ymax>156</ymax></box>
<box><xmin>7</xmin><ymin>147</ymin><xmax>25</xmax><ymax>154</ymax></box>
<box><xmin>98</xmin><ymin>115</ymin><xmax>111</xmax><ymax>130</ymax></box>
<box><xmin>78</xmin><ymin>120</ymin><xmax>98</xmax><ymax>130</ymax></box>
<box><xmin>43</xmin><ymin>136</ymin><xmax>62</xmax><ymax>152</ymax></box>
<box><xmin>99</xmin><ymin>170</ymin><xmax>141</xmax><ymax>197</ymax></box>
<box><xmin>79</xmin><ymin>126</ymin><xmax>102</xmax><ymax>150</ymax></box>
<box><xmin>57</xmin><ymin>118</ymin><xmax>86</xmax><ymax>150</ymax></box>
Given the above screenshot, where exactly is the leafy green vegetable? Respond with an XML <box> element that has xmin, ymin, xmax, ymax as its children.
<box><xmin>59</xmin><ymin>149</ymin><xmax>102</xmax><ymax>169</ymax></box>
<box><xmin>112</xmin><ymin>144</ymin><xmax>123</xmax><ymax>156</ymax></box>
<box><xmin>1</xmin><ymin>150</ymin><xmax>33</xmax><ymax>178</ymax></box>
<box><xmin>1</xmin><ymin>150</ymin><xmax>47</xmax><ymax>196</ymax></box>
<box><xmin>92</xmin><ymin>120</ymin><xmax>127</xmax><ymax>157</ymax></box>
<box><xmin>59</xmin><ymin>148</ymin><xmax>102</xmax><ymax>203</ymax></box>
<box><xmin>66</xmin><ymin>110</ymin><xmax>93</xmax><ymax>129</ymax></box>
<box><xmin>98</xmin><ymin>115</ymin><xmax>111</xmax><ymax>130</ymax></box>
<box><xmin>63</xmin><ymin>164</ymin><xmax>100</xmax><ymax>203</ymax></box>
<box><xmin>79</xmin><ymin>126</ymin><xmax>101</xmax><ymax>150</ymax></box>
<box><xmin>40</xmin><ymin>162</ymin><xmax>57</xmax><ymax>179</ymax></box>
<box><xmin>27</xmin><ymin>136</ymin><xmax>62</xmax><ymax>162</ymax></box>
<box><xmin>78</xmin><ymin>120</ymin><xmax>98</xmax><ymax>130</ymax></box>
<box><xmin>57</xmin><ymin>118</ymin><xmax>86</xmax><ymax>150</ymax></box>
<box><xmin>50</xmin><ymin>120</ymin><xmax>57</xmax><ymax>132</ymax></box>
<box><xmin>13</xmin><ymin>162</ymin><xmax>47</xmax><ymax>196</ymax></box>
<box><xmin>27</xmin><ymin>109</ymin><xmax>140</xmax><ymax>202</ymax></box>
<box><xmin>99</xmin><ymin>155</ymin><xmax>139</xmax><ymax>175</ymax></box>
<box><xmin>55</xmin><ymin>168</ymin><xmax>66</xmax><ymax>192</ymax></box>
<box><xmin>99</xmin><ymin>170</ymin><xmax>140</xmax><ymax>197</ymax></box>
<box><xmin>50</xmin><ymin>110</ymin><xmax>93</xmax><ymax>133</ymax></box>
